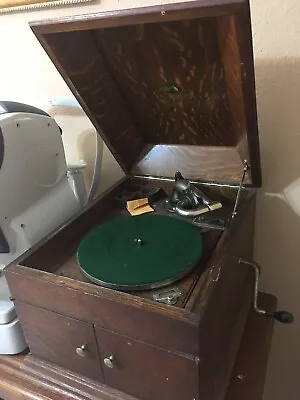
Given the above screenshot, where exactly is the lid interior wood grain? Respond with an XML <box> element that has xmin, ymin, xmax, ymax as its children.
<box><xmin>31</xmin><ymin>1</ymin><xmax>261</xmax><ymax>186</ymax></box>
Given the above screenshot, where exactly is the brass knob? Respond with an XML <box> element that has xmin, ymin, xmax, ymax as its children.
<box><xmin>76</xmin><ymin>344</ymin><xmax>86</xmax><ymax>357</ymax></box>
<box><xmin>104</xmin><ymin>355</ymin><xmax>114</xmax><ymax>368</ymax></box>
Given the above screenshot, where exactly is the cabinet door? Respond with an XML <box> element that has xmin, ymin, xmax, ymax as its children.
<box><xmin>95</xmin><ymin>326</ymin><xmax>199</xmax><ymax>400</ymax></box>
<box><xmin>15</xmin><ymin>301</ymin><xmax>103</xmax><ymax>382</ymax></box>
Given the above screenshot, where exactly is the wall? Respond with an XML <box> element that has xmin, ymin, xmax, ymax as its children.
<box><xmin>0</xmin><ymin>0</ymin><xmax>299</xmax><ymax>398</ymax></box>
<box><xmin>251</xmin><ymin>1</ymin><xmax>300</xmax><ymax>399</ymax></box>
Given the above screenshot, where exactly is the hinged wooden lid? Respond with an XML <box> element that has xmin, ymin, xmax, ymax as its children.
<box><xmin>31</xmin><ymin>0</ymin><xmax>261</xmax><ymax>186</ymax></box>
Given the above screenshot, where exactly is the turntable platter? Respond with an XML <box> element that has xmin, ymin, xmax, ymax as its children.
<box><xmin>77</xmin><ymin>214</ymin><xmax>203</xmax><ymax>291</ymax></box>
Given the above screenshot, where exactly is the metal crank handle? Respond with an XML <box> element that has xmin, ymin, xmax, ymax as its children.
<box><xmin>239</xmin><ymin>258</ymin><xmax>294</xmax><ymax>324</ymax></box>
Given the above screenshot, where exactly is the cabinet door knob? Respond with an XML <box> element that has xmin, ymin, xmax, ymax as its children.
<box><xmin>76</xmin><ymin>344</ymin><xmax>87</xmax><ymax>357</ymax></box>
<box><xmin>104</xmin><ymin>355</ymin><xmax>114</xmax><ymax>368</ymax></box>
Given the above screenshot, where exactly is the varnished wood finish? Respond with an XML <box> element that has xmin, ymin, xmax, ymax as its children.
<box><xmin>93</xmin><ymin>19</ymin><xmax>235</xmax><ymax>146</ymax></box>
<box><xmin>217</xmin><ymin>15</ymin><xmax>249</xmax><ymax>171</ymax></box>
<box><xmin>234</xmin><ymin>5</ymin><xmax>261</xmax><ymax>186</ymax></box>
<box><xmin>195</xmin><ymin>196</ymin><xmax>256</xmax><ymax>400</ymax></box>
<box><xmin>0</xmin><ymin>354</ymin><xmax>137</xmax><ymax>400</ymax></box>
<box><xmin>225</xmin><ymin>293</ymin><xmax>276</xmax><ymax>400</ymax></box>
<box><xmin>15</xmin><ymin>301</ymin><xmax>104</xmax><ymax>382</ymax></box>
<box><xmin>188</xmin><ymin>194</ymin><xmax>256</xmax><ymax>312</ymax></box>
<box><xmin>41</xmin><ymin>30</ymin><xmax>143</xmax><ymax>173</ymax></box>
<box><xmin>5</xmin><ymin>183</ymin><xmax>256</xmax><ymax>400</ymax></box>
<box><xmin>2</xmin><ymin>3</ymin><xmax>264</xmax><ymax>400</ymax></box>
<box><xmin>0</xmin><ymin>293</ymin><xmax>275</xmax><ymax>400</ymax></box>
<box><xmin>30</xmin><ymin>0</ymin><xmax>261</xmax><ymax>185</ymax></box>
<box><xmin>132</xmin><ymin>145</ymin><xmax>251</xmax><ymax>183</ymax></box>
<box><xmin>95</xmin><ymin>327</ymin><xmax>199</xmax><ymax>400</ymax></box>
<box><xmin>5</xmin><ymin>180</ymin><xmax>253</xmax><ymax>356</ymax></box>
<box><xmin>6</xmin><ymin>179</ymin><xmax>231</xmax><ymax>309</ymax></box>
<box><xmin>6</xmin><ymin>264</ymin><xmax>201</xmax><ymax>356</ymax></box>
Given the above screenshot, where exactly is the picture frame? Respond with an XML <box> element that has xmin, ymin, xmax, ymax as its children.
<box><xmin>0</xmin><ymin>0</ymin><xmax>94</xmax><ymax>14</ymax></box>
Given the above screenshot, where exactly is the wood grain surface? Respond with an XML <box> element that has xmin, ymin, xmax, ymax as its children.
<box><xmin>5</xmin><ymin>184</ymin><xmax>257</xmax><ymax>400</ymax></box>
<box><xmin>93</xmin><ymin>19</ymin><xmax>235</xmax><ymax>146</ymax></box>
<box><xmin>43</xmin><ymin>30</ymin><xmax>143</xmax><ymax>173</ymax></box>
<box><xmin>193</xmin><ymin>195</ymin><xmax>256</xmax><ymax>400</ymax></box>
<box><xmin>225</xmin><ymin>293</ymin><xmax>276</xmax><ymax>400</ymax></box>
<box><xmin>233</xmin><ymin>4</ymin><xmax>262</xmax><ymax>186</ymax></box>
<box><xmin>6</xmin><ymin>267</ymin><xmax>201</xmax><ymax>356</ymax></box>
<box><xmin>29</xmin><ymin>0</ymin><xmax>261</xmax><ymax>185</ymax></box>
<box><xmin>217</xmin><ymin>15</ymin><xmax>250</xmax><ymax>170</ymax></box>
<box><xmin>1</xmin><ymin>3</ymin><xmax>264</xmax><ymax>400</ymax></box>
<box><xmin>95</xmin><ymin>327</ymin><xmax>199</xmax><ymax>400</ymax></box>
<box><xmin>14</xmin><ymin>301</ymin><xmax>104</xmax><ymax>382</ymax></box>
<box><xmin>0</xmin><ymin>293</ymin><xmax>276</xmax><ymax>400</ymax></box>
<box><xmin>5</xmin><ymin>178</ymin><xmax>255</xmax><ymax>359</ymax></box>
<box><xmin>132</xmin><ymin>144</ymin><xmax>251</xmax><ymax>182</ymax></box>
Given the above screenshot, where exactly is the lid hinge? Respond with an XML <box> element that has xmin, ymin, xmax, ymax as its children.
<box><xmin>231</xmin><ymin>160</ymin><xmax>249</xmax><ymax>219</ymax></box>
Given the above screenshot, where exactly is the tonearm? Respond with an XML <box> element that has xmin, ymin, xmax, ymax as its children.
<box><xmin>164</xmin><ymin>171</ymin><xmax>222</xmax><ymax>217</ymax></box>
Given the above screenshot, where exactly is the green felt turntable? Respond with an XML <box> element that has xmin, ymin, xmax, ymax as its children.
<box><xmin>77</xmin><ymin>214</ymin><xmax>204</xmax><ymax>291</ymax></box>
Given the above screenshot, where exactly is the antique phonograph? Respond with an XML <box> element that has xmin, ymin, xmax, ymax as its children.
<box><xmin>3</xmin><ymin>2</ymin><xmax>293</xmax><ymax>400</ymax></box>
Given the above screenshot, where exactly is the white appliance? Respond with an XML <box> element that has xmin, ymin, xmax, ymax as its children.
<box><xmin>0</xmin><ymin>100</ymin><xmax>100</xmax><ymax>354</ymax></box>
